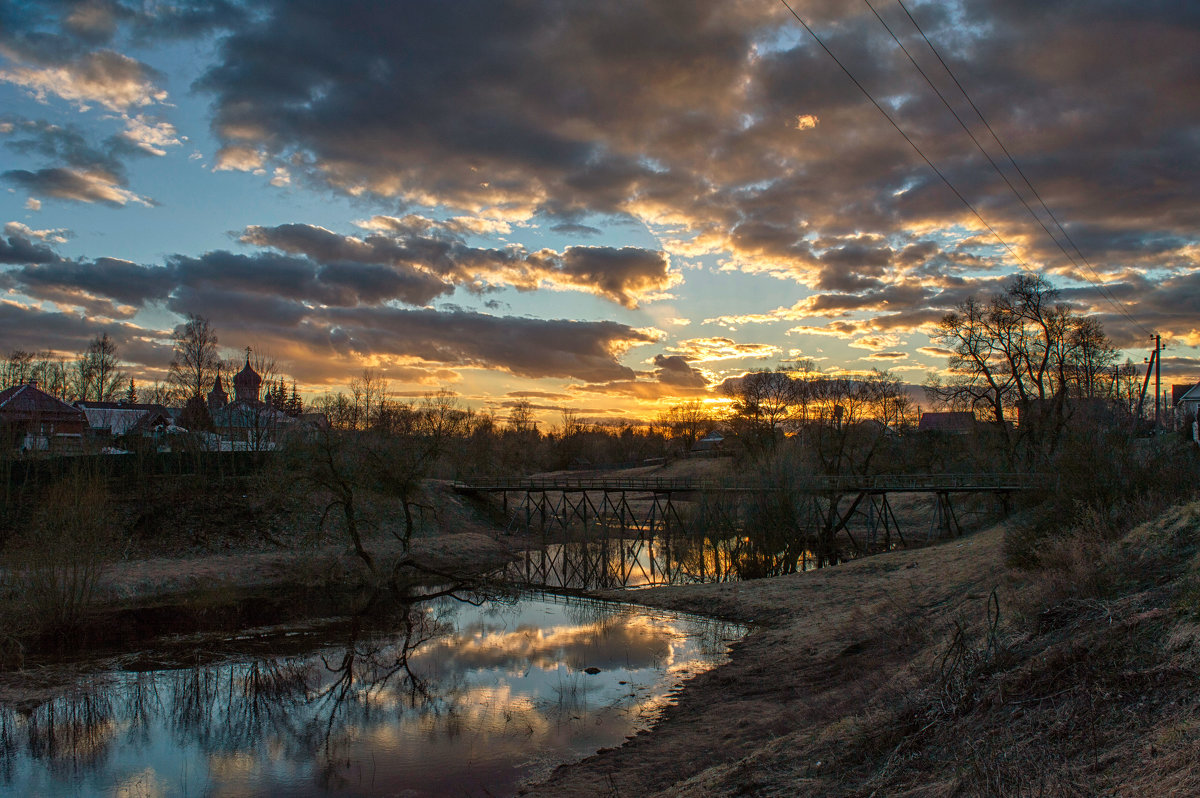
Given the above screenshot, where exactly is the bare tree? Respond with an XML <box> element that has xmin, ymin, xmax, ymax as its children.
<box><xmin>722</xmin><ymin>369</ymin><xmax>802</xmax><ymax>450</ymax></box>
<box><xmin>73</xmin><ymin>333</ymin><xmax>125</xmax><ymax>402</ymax></box>
<box><xmin>350</xmin><ymin>368</ymin><xmax>388</xmax><ymax>430</ymax></box>
<box><xmin>657</xmin><ymin>400</ymin><xmax>713</xmax><ymax>452</ymax></box>
<box><xmin>506</xmin><ymin>399</ymin><xmax>536</xmax><ymax>432</ymax></box>
<box><xmin>168</xmin><ymin>315</ymin><xmax>220</xmax><ymax>402</ymax></box>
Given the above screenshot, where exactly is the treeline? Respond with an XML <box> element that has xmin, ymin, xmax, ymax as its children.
<box><xmin>1</xmin><ymin>315</ymin><xmax>305</xmax><ymax>413</ymax></box>
<box><xmin>1</xmin><ymin>334</ymin><xmax>137</xmax><ymax>403</ymax></box>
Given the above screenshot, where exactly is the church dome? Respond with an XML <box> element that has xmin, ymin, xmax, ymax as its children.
<box><xmin>207</xmin><ymin>370</ymin><xmax>228</xmax><ymax>410</ymax></box>
<box><xmin>233</xmin><ymin>356</ymin><xmax>262</xmax><ymax>402</ymax></box>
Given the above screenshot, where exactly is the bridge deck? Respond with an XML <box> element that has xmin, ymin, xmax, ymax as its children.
<box><xmin>454</xmin><ymin>472</ymin><xmax>1048</xmax><ymax>494</ymax></box>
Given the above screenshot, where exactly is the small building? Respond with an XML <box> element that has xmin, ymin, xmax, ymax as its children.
<box><xmin>75</xmin><ymin>400</ymin><xmax>173</xmax><ymax>439</ymax></box>
<box><xmin>917</xmin><ymin>411</ymin><xmax>976</xmax><ymax>434</ymax></box>
<box><xmin>0</xmin><ymin>382</ymin><xmax>87</xmax><ymax>453</ymax></box>
<box><xmin>1175</xmin><ymin>382</ymin><xmax>1200</xmax><ymax>421</ymax></box>
<box><xmin>691</xmin><ymin>430</ymin><xmax>725</xmax><ymax>453</ymax></box>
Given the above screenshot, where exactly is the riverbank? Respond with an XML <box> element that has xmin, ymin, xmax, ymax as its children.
<box><xmin>526</xmin><ymin>503</ymin><xmax>1200</xmax><ymax>796</ymax></box>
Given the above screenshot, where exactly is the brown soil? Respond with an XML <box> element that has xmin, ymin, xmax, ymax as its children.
<box><xmin>523</xmin><ymin>504</ymin><xmax>1200</xmax><ymax>796</ymax></box>
<box><xmin>521</xmin><ymin>521</ymin><xmax>1011</xmax><ymax>796</ymax></box>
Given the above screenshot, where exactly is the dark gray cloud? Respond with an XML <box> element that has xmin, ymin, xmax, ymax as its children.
<box><xmin>244</xmin><ymin>221</ymin><xmax>675</xmax><ymax>308</ymax></box>
<box><xmin>2</xmin><ymin>239</ymin><xmax>659</xmax><ymax>382</ymax></box>
<box><xmin>574</xmin><ymin>351</ymin><xmax>710</xmax><ymax>398</ymax></box>
<box><xmin>304</xmin><ymin>307</ymin><xmax>656</xmax><ymax>383</ymax></box>
<box><xmin>0</xmin><ymin>233</ymin><xmax>59</xmax><ymax>264</ymax></box>
<box><xmin>0</xmin><ymin>298</ymin><xmax>166</xmax><ymax>363</ymax></box>
<box><xmin>182</xmin><ymin>0</ymin><xmax>1200</xmax><ymax>344</ymax></box>
<box><xmin>12</xmin><ymin>256</ymin><xmax>174</xmax><ymax>304</ymax></box>
<box><xmin>2</xmin><ymin>166</ymin><xmax>149</xmax><ymax>205</ymax></box>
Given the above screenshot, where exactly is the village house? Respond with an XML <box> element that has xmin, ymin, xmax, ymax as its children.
<box><xmin>75</xmin><ymin>400</ymin><xmax>174</xmax><ymax>448</ymax></box>
<box><xmin>0</xmin><ymin>382</ymin><xmax>87</xmax><ymax>454</ymax></box>
<box><xmin>1173</xmin><ymin>382</ymin><xmax>1200</xmax><ymax>422</ymax></box>
<box><xmin>917</xmin><ymin>411</ymin><xmax>976</xmax><ymax>434</ymax></box>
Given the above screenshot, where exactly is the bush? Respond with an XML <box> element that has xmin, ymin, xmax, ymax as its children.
<box><xmin>1006</xmin><ymin>426</ymin><xmax>1200</xmax><ymax>582</ymax></box>
<box><xmin>13</xmin><ymin>473</ymin><xmax>115</xmax><ymax>637</ymax></box>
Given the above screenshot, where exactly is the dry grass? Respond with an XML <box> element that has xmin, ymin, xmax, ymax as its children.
<box><xmin>525</xmin><ymin>499</ymin><xmax>1200</xmax><ymax>798</ymax></box>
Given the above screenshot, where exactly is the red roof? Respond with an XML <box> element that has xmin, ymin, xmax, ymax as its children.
<box><xmin>918</xmin><ymin>411</ymin><xmax>976</xmax><ymax>433</ymax></box>
<box><xmin>0</xmin><ymin>383</ymin><xmax>87</xmax><ymax>423</ymax></box>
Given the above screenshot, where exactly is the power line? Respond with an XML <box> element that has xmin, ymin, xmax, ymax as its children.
<box><xmin>775</xmin><ymin>0</ymin><xmax>1033</xmax><ymax>272</ymax></box>
<box><xmin>891</xmin><ymin>0</ymin><xmax>1153</xmax><ymax>338</ymax></box>
<box><xmin>862</xmin><ymin>2</ymin><xmax>1079</xmax><ymax>260</ymax></box>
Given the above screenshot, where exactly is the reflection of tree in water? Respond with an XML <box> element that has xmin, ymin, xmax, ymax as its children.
<box><xmin>0</xmin><ymin>584</ymin><xmax>502</xmax><ymax>789</ymax></box>
<box><xmin>8</xmin><ymin>683</ymin><xmax>118</xmax><ymax>777</ymax></box>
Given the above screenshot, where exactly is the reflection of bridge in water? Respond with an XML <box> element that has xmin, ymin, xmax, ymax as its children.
<box><xmin>455</xmin><ymin>474</ymin><xmax>1048</xmax><ymax>590</ymax></box>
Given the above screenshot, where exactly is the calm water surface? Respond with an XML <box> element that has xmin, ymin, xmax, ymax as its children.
<box><xmin>0</xmin><ymin>591</ymin><xmax>742</xmax><ymax>797</ymax></box>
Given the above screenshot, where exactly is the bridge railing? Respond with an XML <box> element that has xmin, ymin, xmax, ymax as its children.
<box><xmin>455</xmin><ymin>472</ymin><xmax>1051</xmax><ymax>493</ymax></box>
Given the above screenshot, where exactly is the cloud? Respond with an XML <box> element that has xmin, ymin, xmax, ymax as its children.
<box><xmin>3</xmin><ymin>221</ymin><xmax>70</xmax><ymax>244</ymax></box>
<box><xmin>0</xmin><ymin>298</ymin><xmax>165</xmax><ymax>362</ymax></box>
<box><xmin>3</xmin><ymin>238</ymin><xmax>660</xmax><ymax>383</ymax></box>
<box><xmin>243</xmin><ymin>221</ymin><xmax>676</xmax><ymax>308</ymax></box>
<box><xmin>0</xmin><ymin>49</ymin><xmax>166</xmax><ymax>112</ymax></box>
<box><xmin>213</xmin><ymin>145</ymin><xmax>264</xmax><ymax>172</ymax></box>
<box><xmin>0</xmin><ymin>231</ymin><xmax>61</xmax><ymax>264</ymax></box>
<box><xmin>176</xmin><ymin>0</ymin><xmax>1200</xmax><ymax>351</ymax></box>
<box><xmin>3</xmin><ymin>167</ymin><xmax>152</xmax><ymax>205</ymax></box>
<box><xmin>573</xmin><ymin>352</ymin><xmax>710</xmax><ymax>399</ymax></box>
<box><xmin>0</xmin><ymin>114</ymin><xmax>174</xmax><ymax>205</ymax></box>
<box><xmin>530</xmin><ymin>246</ymin><xmax>677</xmax><ymax>308</ymax></box>
<box><xmin>118</xmin><ymin>114</ymin><xmax>180</xmax><ymax>156</ymax></box>
<box><xmin>668</xmin><ymin>337</ymin><xmax>780</xmax><ymax>362</ymax></box>
<box><xmin>304</xmin><ymin>306</ymin><xmax>657</xmax><ymax>383</ymax></box>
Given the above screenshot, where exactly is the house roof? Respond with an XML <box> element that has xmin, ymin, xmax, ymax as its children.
<box><xmin>76</xmin><ymin>400</ymin><xmax>171</xmax><ymax>413</ymax></box>
<box><xmin>1176</xmin><ymin>382</ymin><xmax>1200</xmax><ymax>404</ymax></box>
<box><xmin>75</xmin><ymin>401</ymin><xmax>172</xmax><ymax>434</ymax></box>
<box><xmin>212</xmin><ymin>400</ymin><xmax>294</xmax><ymax>428</ymax></box>
<box><xmin>918</xmin><ymin>411</ymin><xmax>976</xmax><ymax>433</ymax></box>
<box><xmin>0</xmin><ymin>383</ymin><xmax>86</xmax><ymax>423</ymax></box>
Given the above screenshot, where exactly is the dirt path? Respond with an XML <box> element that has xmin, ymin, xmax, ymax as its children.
<box><xmin>523</xmin><ymin>523</ymin><xmax>1012</xmax><ymax>797</ymax></box>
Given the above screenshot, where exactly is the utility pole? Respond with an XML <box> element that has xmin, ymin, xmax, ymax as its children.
<box><xmin>1155</xmin><ymin>334</ymin><xmax>1162</xmax><ymax>433</ymax></box>
<box><xmin>1136</xmin><ymin>335</ymin><xmax>1163</xmax><ymax>431</ymax></box>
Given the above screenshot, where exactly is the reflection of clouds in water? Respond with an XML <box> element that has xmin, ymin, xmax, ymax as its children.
<box><xmin>0</xmin><ymin>595</ymin><xmax>741</xmax><ymax>797</ymax></box>
<box><xmin>413</xmin><ymin>613</ymin><xmax>678</xmax><ymax>674</ymax></box>
<box><xmin>206</xmin><ymin>750</ymin><xmax>259</xmax><ymax>780</ymax></box>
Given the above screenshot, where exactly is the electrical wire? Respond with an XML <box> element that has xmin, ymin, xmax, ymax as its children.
<box><xmin>776</xmin><ymin>0</ymin><xmax>1032</xmax><ymax>272</ymax></box>
<box><xmin>891</xmin><ymin>0</ymin><xmax>1153</xmax><ymax>338</ymax></box>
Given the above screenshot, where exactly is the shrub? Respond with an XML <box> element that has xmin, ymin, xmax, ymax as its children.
<box><xmin>1005</xmin><ymin>428</ymin><xmax>1200</xmax><ymax>573</ymax></box>
<box><xmin>14</xmin><ymin>473</ymin><xmax>115</xmax><ymax>637</ymax></box>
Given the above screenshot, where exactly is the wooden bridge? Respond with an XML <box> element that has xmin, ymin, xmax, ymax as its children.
<box><xmin>455</xmin><ymin>473</ymin><xmax>1048</xmax><ymax>590</ymax></box>
<box><xmin>456</xmin><ymin>472</ymin><xmax>1043</xmax><ymax>496</ymax></box>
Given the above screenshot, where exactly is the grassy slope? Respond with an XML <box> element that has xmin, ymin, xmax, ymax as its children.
<box><xmin>526</xmin><ymin>503</ymin><xmax>1200</xmax><ymax>797</ymax></box>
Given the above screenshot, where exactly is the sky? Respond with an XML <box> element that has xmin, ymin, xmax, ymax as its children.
<box><xmin>1</xmin><ymin>0</ymin><xmax>1199</xmax><ymax>422</ymax></box>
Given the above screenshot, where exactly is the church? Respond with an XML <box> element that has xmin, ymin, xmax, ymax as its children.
<box><xmin>204</xmin><ymin>354</ymin><xmax>297</xmax><ymax>449</ymax></box>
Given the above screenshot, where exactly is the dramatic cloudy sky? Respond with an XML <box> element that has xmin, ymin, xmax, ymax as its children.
<box><xmin>2</xmin><ymin>0</ymin><xmax>1198</xmax><ymax>419</ymax></box>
